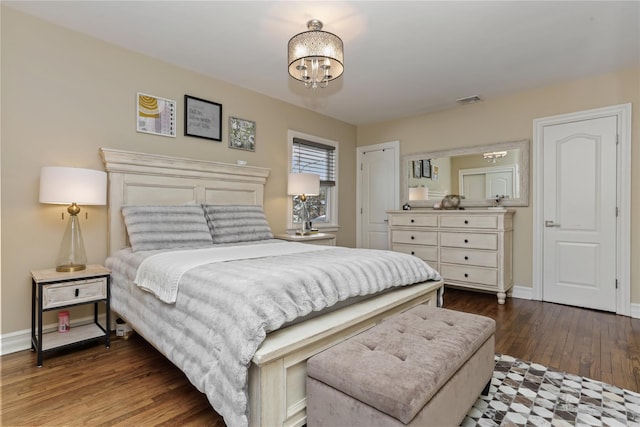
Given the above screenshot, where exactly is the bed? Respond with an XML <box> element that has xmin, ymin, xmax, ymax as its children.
<box><xmin>100</xmin><ymin>148</ymin><xmax>444</xmax><ymax>427</ymax></box>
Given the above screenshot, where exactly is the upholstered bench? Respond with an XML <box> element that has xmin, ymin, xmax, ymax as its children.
<box><xmin>306</xmin><ymin>305</ymin><xmax>496</xmax><ymax>426</ymax></box>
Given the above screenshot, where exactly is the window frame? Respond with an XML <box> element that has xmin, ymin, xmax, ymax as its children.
<box><xmin>287</xmin><ymin>130</ymin><xmax>339</xmax><ymax>232</ymax></box>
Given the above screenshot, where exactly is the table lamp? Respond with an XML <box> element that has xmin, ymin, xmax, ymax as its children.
<box><xmin>39</xmin><ymin>166</ymin><xmax>107</xmax><ymax>272</ymax></box>
<box><xmin>287</xmin><ymin>172</ymin><xmax>320</xmax><ymax>235</ymax></box>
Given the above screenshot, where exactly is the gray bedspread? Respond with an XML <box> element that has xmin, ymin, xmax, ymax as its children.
<box><xmin>105</xmin><ymin>240</ymin><xmax>441</xmax><ymax>427</ymax></box>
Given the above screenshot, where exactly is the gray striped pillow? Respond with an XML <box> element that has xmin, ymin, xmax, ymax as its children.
<box><xmin>122</xmin><ymin>205</ymin><xmax>213</xmax><ymax>252</ymax></box>
<box><xmin>202</xmin><ymin>205</ymin><xmax>273</xmax><ymax>244</ymax></box>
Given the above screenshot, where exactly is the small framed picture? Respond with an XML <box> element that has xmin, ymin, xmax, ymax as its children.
<box><xmin>229</xmin><ymin>117</ymin><xmax>256</xmax><ymax>151</ymax></box>
<box><xmin>137</xmin><ymin>93</ymin><xmax>176</xmax><ymax>137</ymax></box>
<box><xmin>413</xmin><ymin>160</ymin><xmax>422</xmax><ymax>178</ymax></box>
<box><xmin>421</xmin><ymin>159</ymin><xmax>432</xmax><ymax>178</ymax></box>
<box><xmin>184</xmin><ymin>95</ymin><xmax>222</xmax><ymax>141</ymax></box>
<box><xmin>432</xmin><ymin>165</ymin><xmax>439</xmax><ymax>181</ymax></box>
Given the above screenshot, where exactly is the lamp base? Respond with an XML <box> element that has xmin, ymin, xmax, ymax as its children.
<box><xmin>56</xmin><ymin>264</ymin><xmax>87</xmax><ymax>273</ymax></box>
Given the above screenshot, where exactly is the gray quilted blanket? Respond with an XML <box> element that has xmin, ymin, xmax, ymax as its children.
<box><xmin>106</xmin><ymin>240</ymin><xmax>440</xmax><ymax>427</ymax></box>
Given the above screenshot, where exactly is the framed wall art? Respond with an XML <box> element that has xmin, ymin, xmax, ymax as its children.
<box><xmin>137</xmin><ymin>93</ymin><xmax>176</xmax><ymax>137</ymax></box>
<box><xmin>229</xmin><ymin>116</ymin><xmax>256</xmax><ymax>151</ymax></box>
<box><xmin>184</xmin><ymin>95</ymin><xmax>222</xmax><ymax>141</ymax></box>
<box><xmin>421</xmin><ymin>159</ymin><xmax>432</xmax><ymax>178</ymax></box>
<box><xmin>413</xmin><ymin>160</ymin><xmax>422</xmax><ymax>178</ymax></box>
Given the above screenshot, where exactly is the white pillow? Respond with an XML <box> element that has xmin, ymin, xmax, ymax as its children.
<box><xmin>122</xmin><ymin>205</ymin><xmax>213</xmax><ymax>252</ymax></box>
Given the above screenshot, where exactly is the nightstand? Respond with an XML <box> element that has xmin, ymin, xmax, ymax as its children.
<box><xmin>276</xmin><ymin>233</ymin><xmax>336</xmax><ymax>246</ymax></box>
<box><xmin>31</xmin><ymin>264</ymin><xmax>111</xmax><ymax>366</ymax></box>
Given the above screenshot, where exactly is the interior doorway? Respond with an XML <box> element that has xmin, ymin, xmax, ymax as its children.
<box><xmin>356</xmin><ymin>141</ymin><xmax>400</xmax><ymax>249</ymax></box>
<box><xmin>532</xmin><ymin>104</ymin><xmax>631</xmax><ymax>315</ymax></box>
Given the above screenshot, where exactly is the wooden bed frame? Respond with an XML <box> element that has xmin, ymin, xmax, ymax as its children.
<box><xmin>100</xmin><ymin>148</ymin><xmax>443</xmax><ymax>427</ymax></box>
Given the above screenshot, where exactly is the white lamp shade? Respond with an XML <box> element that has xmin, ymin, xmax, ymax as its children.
<box><xmin>39</xmin><ymin>166</ymin><xmax>107</xmax><ymax>205</ymax></box>
<box><xmin>287</xmin><ymin>173</ymin><xmax>320</xmax><ymax>196</ymax></box>
<box><xmin>409</xmin><ymin>187</ymin><xmax>429</xmax><ymax>201</ymax></box>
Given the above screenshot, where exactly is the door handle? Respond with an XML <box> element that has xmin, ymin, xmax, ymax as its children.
<box><xmin>545</xmin><ymin>220</ymin><xmax>560</xmax><ymax>227</ymax></box>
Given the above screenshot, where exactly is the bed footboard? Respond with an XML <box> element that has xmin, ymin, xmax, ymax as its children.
<box><xmin>248</xmin><ymin>279</ymin><xmax>444</xmax><ymax>427</ymax></box>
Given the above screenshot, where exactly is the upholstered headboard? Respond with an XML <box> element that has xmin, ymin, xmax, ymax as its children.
<box><xmin>100</xmin><ymin>148</ymin><xmax>270</xmax><ymax>255</ymax></box>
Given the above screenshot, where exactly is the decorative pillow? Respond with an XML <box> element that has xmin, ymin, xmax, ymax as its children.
<box><xmin>202</xmin><ymin>204</ymin><xmax>274</xmax><ymax>244</ymax></box>
<box><xmin>122</xmin><ymin>205</ymin><xmax>213</xmax><ymax>252</ymax></box>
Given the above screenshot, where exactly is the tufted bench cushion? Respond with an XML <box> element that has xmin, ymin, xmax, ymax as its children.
<box><xmin>306</xmin><ymin>304</ymin><xmax>495</xmax><ymax>426</ymax></box>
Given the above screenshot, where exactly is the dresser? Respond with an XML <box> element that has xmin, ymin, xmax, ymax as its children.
<box><xmin>387</xmin><ymin>209</ymin><xmax>514</xmax><ymax>304</ymax></box>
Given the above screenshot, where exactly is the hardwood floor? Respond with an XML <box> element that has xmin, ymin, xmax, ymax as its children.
<box><xmin>2</xmin><ymin>288</ymin><xmax>639</xmax><ymax>426</ymax></box>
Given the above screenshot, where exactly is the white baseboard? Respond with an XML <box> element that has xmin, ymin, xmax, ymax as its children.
<box><xmin>511</xmin><ymin>286</ymin><xmax>640</xmax><ymax>319</ymax></box>
<box><xmin>631</xmin><ymin>303</ymin><xmax>640</xmax><ymax>319</ymax></box>
<box><xmin>0</xmin><ymin>314</ymin><xmax>107</xmax><ymax>356</ymax></box>
<box><xmin>510</xmin><ymin>285</ymin><xmax>533</xmax><ymax>300</ymax></box>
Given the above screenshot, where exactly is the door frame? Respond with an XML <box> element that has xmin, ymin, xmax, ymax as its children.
<box><xmin>532</xmin><ymin>103</ymin><xmax>631</xmax><ymax>316</ymax></box>
<box><xmin>356</xmin><ymin>141</ymin><xmax>400</xmax><ymax>248</ymax></box>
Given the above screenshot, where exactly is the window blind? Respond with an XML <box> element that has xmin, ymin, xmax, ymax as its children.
<box><xmin>292</xmin><ymin>137</ymin><xmax>336</xmax><ymax>186</ymax></box>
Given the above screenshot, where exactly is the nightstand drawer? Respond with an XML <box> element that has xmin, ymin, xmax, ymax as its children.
<box><xmin>391</xmin><ymin>230</ymin><xmax>437</xmax><ymax>245</ymax></box>
<box><xmin>440</xmin><ymin>232</ymin><xmax>497</xmax><ymax>250</ymax></box>
<box><xmin>392</xmin><ymin>244</ymin><xmax>438</xmax><ymax>263</ymax></box>
<box><xmin>43</xmin><ymin>277</ymin><xmax>107</xmax><ymax>309</ymax></box>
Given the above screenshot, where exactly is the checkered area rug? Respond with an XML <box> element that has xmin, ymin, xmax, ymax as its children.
<box><xmin>461</xmin><ymin>354</ymin><xmax>640</xmax><ymax>427</ymax></box>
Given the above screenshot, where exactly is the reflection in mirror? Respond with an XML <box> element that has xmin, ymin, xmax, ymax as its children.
<box><xmin>402</xmin><ymin>139</ymin><xmax>529</xmax><ymax>207</ymax></box>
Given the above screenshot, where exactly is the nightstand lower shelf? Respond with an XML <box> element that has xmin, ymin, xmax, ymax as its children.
<box><xmin>39</xmin><ymin>323</ymin><xmax>107</xmax><ymax>351</ymax></box>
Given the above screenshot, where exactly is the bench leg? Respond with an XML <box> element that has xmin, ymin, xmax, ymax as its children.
<box><xmin>481</xmin><ymin>380</ymin><xmax>491</xmax><ymax>396</ymax></box>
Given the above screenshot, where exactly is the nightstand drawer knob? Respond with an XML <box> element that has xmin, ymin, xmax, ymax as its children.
<box><xmin>411</xmin><ymin>251</ymin><xmax>415</xmax><ymax>255</ymax></box>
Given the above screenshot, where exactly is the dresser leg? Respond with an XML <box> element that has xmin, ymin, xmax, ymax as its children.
<box><xmin>497</xmin><ymin>292</ymin><xmax>506</xmax><ymax>304</ymax></box>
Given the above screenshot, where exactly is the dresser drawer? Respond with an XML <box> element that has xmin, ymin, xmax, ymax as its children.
<box><xmin>392</xmin><ymin>244</ymin><xmax>438</xmax><ymax>263</ymax></box>
<box><xmin>391</xmin><ymin>230</ymin><xmax>438</xmax><ymax>245</ymax></box>
<box><xmin>440</xmin><ymin>264</ymin><xmax>498</xmax><ymax>287</ymax></box>
<box><xmin>43</xmin><ymin>277</ymin><xmax>108</xmax><ymax>309</ymax></box>
<box><xmin>440</xmin><ymin>232</ymin><xmax>497</xmax><ymax>250</ymax></box>
<box><xmin>389</xmin><ymin>215</ymin><xmax>438</xmax><ymax>227</ymax></box>
<box><xmin>440</xmin><ymin>247</ymin><xmax>498</xmax><ymax>268</ymax></box>
<box><xmin>439</xmin><ymin>215</ymin><xmax>498</xmax><ymax>229</ymax></box>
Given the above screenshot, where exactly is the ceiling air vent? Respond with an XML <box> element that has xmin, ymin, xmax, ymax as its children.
<box><xmin>456</xmin><ymin>95</ymin><xmax>483</xmax><ymax>105</ymax></box>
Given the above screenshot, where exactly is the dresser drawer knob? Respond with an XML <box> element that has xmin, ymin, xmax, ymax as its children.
<box><xmin>464</xmin><ymin>256</ymin><xmax>469</xmax><ymax>260</ymax></box>
<box><xmin>464</xmin><ymin>220</ymin><xmax>469</xmax><ymax>224</ymax></box>
<box><xmin>410</xmin><ymin>219</ymin><xmax>415</xmax><ymax>223</ymax></box>
<box><xmin>75</xmin><ymin>288</ymin><xmax>79</xmax><ymax>297</ymax></box>
<box><xmin>464</xmin><ymin>273</ymin><xmax>469</xmax><ymax>278</ymax></box>
<box><xmin>464</xmin><ymin>239</ymin><xmax>469</xmax><ymax>243</ymax></box>
<box><xmin>411</xmin><ymin>251</ymin><xmax>415</xmax><ymax>255</ymax></box>
<box><xmin>411</xmin><ymin>236</ymin><xmax>415</xmax><ymax>240</ymax></box>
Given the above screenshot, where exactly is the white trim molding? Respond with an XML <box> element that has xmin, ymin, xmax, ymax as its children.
<box><xmin>532</xmin><ymin>103</ymin><xmax>632</xmax><ymax>316</ymax></box>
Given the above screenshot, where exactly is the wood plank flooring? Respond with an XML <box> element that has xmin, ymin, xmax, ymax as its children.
<box><xmin>2</xmin><ymin>288</ymin><xmax>639</xmax><ymax>426</ymax></box>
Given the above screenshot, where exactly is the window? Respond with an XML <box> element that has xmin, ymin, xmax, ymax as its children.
<box><xmin>288</xmin><ymin>130</ymin><xmax>339</xmax><ymax>230</ymax></box>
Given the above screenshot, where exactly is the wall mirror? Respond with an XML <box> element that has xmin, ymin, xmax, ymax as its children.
<box><xmin>401</xmin><ymin>139</ymin><xmax>530</xmax><ymax>207</ymax></box>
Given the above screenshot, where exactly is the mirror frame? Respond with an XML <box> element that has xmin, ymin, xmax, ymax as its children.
<box><xmin>402</xmin><ymin>139</ymin><xmax>530</xmax><ymax>207</ymax></box>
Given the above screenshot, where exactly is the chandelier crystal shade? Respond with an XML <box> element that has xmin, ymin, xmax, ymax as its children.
<box><xmin>288</xmin><ymin>19</ymin><xmax>344</xmax><ymax>89</ymax></box>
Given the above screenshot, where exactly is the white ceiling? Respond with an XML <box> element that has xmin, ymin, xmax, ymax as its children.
<box><xmin>6</xmin><ymin>1</ymin><xmax>640</xmax><ymax>125</ymax></box>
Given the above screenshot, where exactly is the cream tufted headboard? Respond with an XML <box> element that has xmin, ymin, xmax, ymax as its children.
<box><xmin>100</xmin><ymin>148</ymin><xmax>270</xmax><ymax>255</ymax></box>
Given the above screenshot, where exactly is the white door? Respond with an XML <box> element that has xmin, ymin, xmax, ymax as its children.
<box><xmin>542</xmin><ymin>116</ymin><xmax>617</xmax><ymax>311</ymax></box>
<box><xmin>360</xmin><ymin>146</ymin><xmax>397</xmax><ymax>249</ymax></box>
<box><xmin>486</xmin><ymin>171</ymin><xmax>513</xmax><ymax>198</ymax></box>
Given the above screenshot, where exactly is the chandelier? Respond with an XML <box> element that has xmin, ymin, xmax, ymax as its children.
<box><xmin>483</xmin><ymin>151</ymin><xmax>507</xmax><ymax>163</ymax></box>
<box><xmin>288</xmin><ymin>19</ymin><xmax>344</xmax><ymax>89</ymax></box>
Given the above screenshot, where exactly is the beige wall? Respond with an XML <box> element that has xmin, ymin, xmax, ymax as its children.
<box><xmin>0</xmin><ymin>8</ymin><xmax>357</xmax><ymax>335</ymax></box>
<box><xmin>358</xmin><ymin>67</ymin><xmax>640</xmax><ymax>303</ymax></box>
